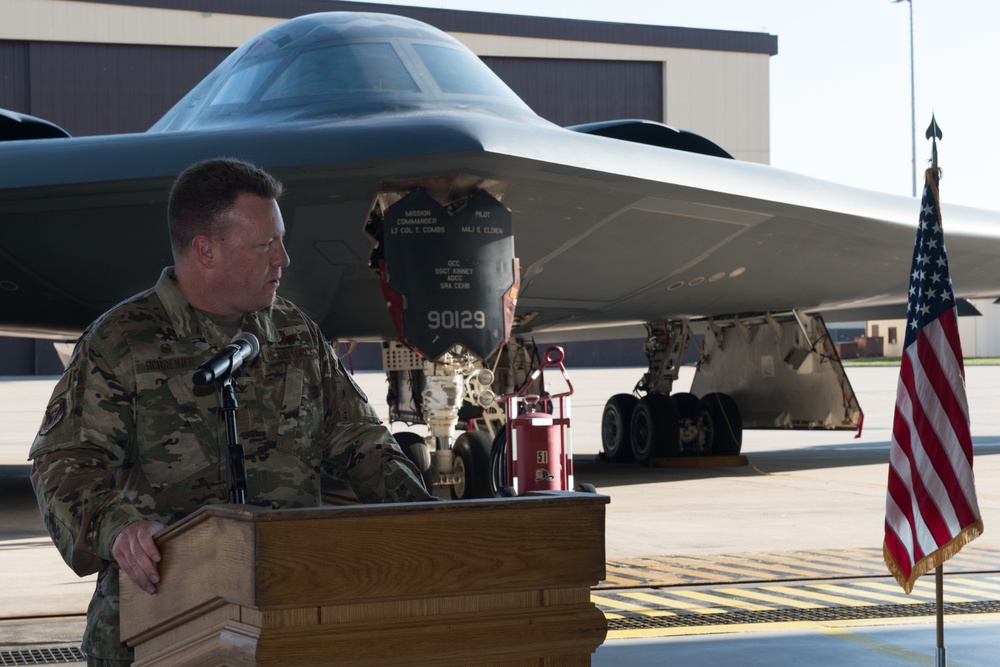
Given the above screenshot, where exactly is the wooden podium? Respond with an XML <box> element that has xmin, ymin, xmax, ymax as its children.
<box><xmin>120</xmin><ymin>492</ymin><xmax>608</xmax><ymax>666</ymax></box>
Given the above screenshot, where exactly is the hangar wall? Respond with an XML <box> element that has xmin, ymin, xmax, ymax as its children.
<box><xmin>0</xmin><ymin>0</ymin><xmax>773</xmax><ymax>160</ymax></box>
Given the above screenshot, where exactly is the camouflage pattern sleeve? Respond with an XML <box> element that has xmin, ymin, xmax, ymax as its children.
<box><xmin>317</xmin><ymin>338</ymin><xmax>436</xmax><ymax>503</ymax></box>
<box><xmin>28</xmin><ymin>337</ymin><xmax>144</xmax><ymax>576</ymax></box>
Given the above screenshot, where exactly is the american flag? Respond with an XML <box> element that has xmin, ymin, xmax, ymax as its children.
<box><xmin>883</xmin><ymin>167</ymin><xmax>983</xmax><ymax>593</ymax></box>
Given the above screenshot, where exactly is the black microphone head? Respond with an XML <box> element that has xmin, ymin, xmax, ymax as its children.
<box><xmin>232</xmin><ymin>331</ymin><xmax>260</xmax><ymax>362</ymax></box>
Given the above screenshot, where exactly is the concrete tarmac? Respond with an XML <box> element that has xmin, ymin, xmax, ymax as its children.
<box><xmin>2</xmin><ymin>363</ymin><xmax>1000</xmax><ymax>665</ymax></box>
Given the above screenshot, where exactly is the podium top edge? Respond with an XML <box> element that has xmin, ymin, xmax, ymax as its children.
<box><xmin>154</xmin><ymin>491</ymin><xmax>609</xmax><ymax>543</ymax></box>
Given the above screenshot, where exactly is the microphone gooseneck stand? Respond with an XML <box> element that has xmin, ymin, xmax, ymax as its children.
<box><xmin>218</xmin><ymin>376</ymin><xmax>248</xmax><ymax>504</ymax></box>
<box><xmin>193</xmin><ymin>332</ymin><xmax>260</xmax><ymax>505</ymax></box>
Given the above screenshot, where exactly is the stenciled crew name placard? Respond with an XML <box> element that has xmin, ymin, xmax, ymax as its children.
<box><xmin>382</xmin><ymin>189</ymin><xmax>516</xmax><ymax>361</ymax></box>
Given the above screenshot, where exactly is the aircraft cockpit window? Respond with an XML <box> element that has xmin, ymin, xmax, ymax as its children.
<box><xmin>210</xmin><ymin>61</ymin><xmax>281</xmax><ymax>106</ymax></box>
<box><xmin>261</xmin><ymin>43</ymin><xmax>419</xmax><ymax>100</ymax></box>
<box><xmin>413</xmin><ymin>44</ymin><xmax>520</xmax><ymax>100</ymax></box>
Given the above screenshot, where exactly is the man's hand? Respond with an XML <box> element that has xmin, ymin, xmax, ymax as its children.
<box><xmin>112</xmin><ymin>520</ymin><xmax>166</xmax><ymax>594</ymax></box>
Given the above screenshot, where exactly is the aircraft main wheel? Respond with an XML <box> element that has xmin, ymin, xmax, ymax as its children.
<box><xmin>630</xmin><ymin>394</ymin><xmax>680</xmax><ymax>466</ymax></box>
<box><xmin>695</xmin><ymin>393</ymin><xmax>743</xmax><ymax>456</ymax></box>
<box><xmin>671</xmin><ymin>392</ymin><xmax>702</xmax><ymax>454</ymax></box>
<box><xmin>394</xmin><ymin>431</ymin><xmax>433</xmax><ymax>491</ymax></box>
<box><xmin>452</xmin><ymin>430</ymin><xmax>494</xmax><ymax>499</ymax></box>
<box><xmin>602</xmin><ymin>394</ymin><xmax>638</xmax><ymax>462</ymax></box>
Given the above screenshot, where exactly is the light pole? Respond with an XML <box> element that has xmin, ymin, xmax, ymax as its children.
<box><xmin>894</xmin><ymin>0</ymin><xmax>917</xmax><ymax>197</ymax></box>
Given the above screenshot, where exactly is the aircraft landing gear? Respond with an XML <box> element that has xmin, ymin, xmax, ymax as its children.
<box><xmin>600</xmin><ymin>320</ymin><xmax>744</xmax><ymax>464</ymax></box>
<box><xmin>602</xmin><ymin>390</ymin><xmax>743</xmax><ymax>462</ymax></box>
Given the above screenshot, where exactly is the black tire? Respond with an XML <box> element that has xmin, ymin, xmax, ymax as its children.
<box><xmin>671</xmin><ymin>392</ymin><xmax>700</xmax><ymax>418</ymax></box>
<box><xmin>489</xmin><ymin>427</ymin><xmax>508</xmax><ymax>496</ymax></box>
<box><xmin>630</xmin><ymin>394</ymin><xmax>680</xmax><ymax>465</ymax></box>
<box><xmin>394</xmin><ymin>431</ymin><xmax>433</xmax><ymax>491</ymax></box>
<box><xmin>671</xmin><ymin>392</ymin><xmax>702</xmax><ymax>454</ymax></box>
<box><xmin>602</xmin><ymin>394</ymin><xmax>638</xmax><ymax>462</ymax></box>
<box><xmin>574</xmin><ymin>482</ymin><xmax>598</xmax><ymax>494</ymax></box>
<box><xmin>696</xmin><ymin>392</ymin><xmax>743</xmax><ymax>456</ymax></box>
<box><xmin>452</xmin><ymin>430</ymin><xmax>494</xmax><ymax>499</ymax></box>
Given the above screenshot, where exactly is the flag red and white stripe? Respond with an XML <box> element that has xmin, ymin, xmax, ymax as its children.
<box><xmin>884</xmin><ymin>167</ymin><xmax>983</xmax><ymax>593</ymax></box>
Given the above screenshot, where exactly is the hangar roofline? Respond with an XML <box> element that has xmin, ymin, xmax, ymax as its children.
<box><xmin>65</xmin><ymin>0</ymin><xmax>779</xmax><ymax>55</ymax></box>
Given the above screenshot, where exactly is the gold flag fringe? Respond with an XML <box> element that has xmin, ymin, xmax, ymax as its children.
<box><xmin>884</xmin><ymin>518</ymin><xmax>984</xmax><ymax>594</ymax></box>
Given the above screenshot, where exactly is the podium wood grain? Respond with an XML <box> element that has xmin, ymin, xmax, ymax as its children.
<box><xmin>121</xmin><ymin>492</ymin><xmax>608</xmax><ymax>666</ymax></box>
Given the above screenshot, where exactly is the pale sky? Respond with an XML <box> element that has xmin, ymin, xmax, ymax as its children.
<box><xmin>360</xmin><ymin>0</ymin><xmax>1000</xmax><ymax>212</ymax></box>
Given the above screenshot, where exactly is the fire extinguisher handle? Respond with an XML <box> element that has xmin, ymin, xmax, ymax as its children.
<box><xmin>543</xmin><ymin>346</ymin><xmax>565</xmax><ymax>364</ymax></box>
<box><xmin>540</xmin><ymin>346</ymin><xmax>574</xmax><ymax>398</ymax></box>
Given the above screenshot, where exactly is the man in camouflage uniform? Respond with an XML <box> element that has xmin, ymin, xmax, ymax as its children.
<box><xmin>29</xmin><ymin>158</ymin><xmax>434</xmax><ymax>665</ymax></box>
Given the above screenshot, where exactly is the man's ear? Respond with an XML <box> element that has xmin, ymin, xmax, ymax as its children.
<box><xmin>192</xmin><ymin>235</ymin><xmax>215</xmax><ymax>269</ymax></box>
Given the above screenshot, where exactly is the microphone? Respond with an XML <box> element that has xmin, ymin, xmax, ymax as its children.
<box><xmin>192</xmin><ymin>332</ymin><xmax>260</xmax><ymax>386</ymax></box>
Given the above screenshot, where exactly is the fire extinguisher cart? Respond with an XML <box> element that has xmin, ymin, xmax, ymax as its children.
<box><xmin>490</xmin><ymin>346</ymin><xmax>597</xmax><ymax>497</ymax></box>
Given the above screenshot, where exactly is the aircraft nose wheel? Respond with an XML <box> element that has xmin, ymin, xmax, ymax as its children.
<box><xmin>451</xmin><ymin>430</ymin><xmax>494</xmax><ymax>499</ymax></box>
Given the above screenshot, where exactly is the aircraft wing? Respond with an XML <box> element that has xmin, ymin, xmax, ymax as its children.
<box><xmin>3</xmin><ymin>110</ymin><xmax>1000</xmax><ymax>342</ymax></box>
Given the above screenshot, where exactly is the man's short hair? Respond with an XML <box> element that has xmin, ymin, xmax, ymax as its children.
<box><xmin>168</xmin><ymin>157</ymin><xmax>284</xmax><ymax>254</ymax></box>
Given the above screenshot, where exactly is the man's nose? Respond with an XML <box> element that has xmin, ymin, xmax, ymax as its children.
<box><xmin>273</xmin><ymin>239</ymin><xmax>290</xmax><ymax>268</ymax></box>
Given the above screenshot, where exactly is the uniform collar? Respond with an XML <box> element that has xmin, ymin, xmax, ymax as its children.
<box><xmin>155</xmin><ymin>267</ymin><xmax>281</xmax><ymax>345</ymax></box>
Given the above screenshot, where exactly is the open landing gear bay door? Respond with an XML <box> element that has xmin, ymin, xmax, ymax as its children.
<box><xmin>378</xmin><ymin>189</ymin><xmax>519</xmax><ymax>362</ymax></box>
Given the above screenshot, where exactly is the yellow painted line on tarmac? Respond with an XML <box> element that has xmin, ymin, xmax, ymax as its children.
<box><xmin>910</xmin><ymin>578</ymin><xmax>982</xmax><ymax>603</ymax></box>
<box><xmin>590</xmin><ymin>594</ymin><xmax>641</xmax><ymax>613</ymax></box>
<box><xmin>661</xmin><ymin>555</ymin><xmax>788</xmax><ymax>581</ymax></box>
<box><xmin>613</xmin><ymin>557</ymin><xmax>728</xmax><ymax>583</ymax></box>
<box><xmin>815</xmin><ymin>625</ymin><xmax>976</xmax><ymax>667</ymax></box>
<box><xmin>854</xmin><ymin>580</ymin><xmax>978</xmax><ymax>603</ymax></box>
<box><xmin>590</xmin><ymin>593</ymin><xmax>677</xmax><ymax>618</ymax></box>
<box><xmin>922</xmin><ymin>580</ymin><xmax>1000</xmax><ymax>599</ymax></box>
<box><xmin>600</xmin><ymin>570</ymin><xmax>653</xmax><ymax>587</ymax></box>
<box><xmin>819</xmin><ymin>611</ymin><xmax>1000</xmax><ymax>629</ymax></box>
<box><xmin>606</xmin><ymin>620</ymin><xmax>819</xmax><ymax>640</ymax></box>
<box><xmin>667</xmin><ymin>554</ymin><xmax>785</xmax><ymax>580</ymax></box>
<box><xmin>619</xmin><ymin>590</ymin><xmax>724</xmax><ymax>614</ymax></box>
<box><xmin>761</xmin><ymin>585</ymin><xmax>877</xmax><ymax>607</ymax></box>
<box><xmin>804</xmin><ymin>583</ymin><xmax>919</xmax><ymax>606</ymax></box>
<box><xmin>942</xmin><ymin>551</ymin><xmax>1000</xmax><ymax>568</ymax></box>
<box><xmin>603</xmin><ymin>561</ymin><xmax>688</xmax><ymax>585</ymax></box>
<box><xmin>805</xmin><ymin>547</ymin><xmax>882</xmax><ymax>559</ymax></box>
<box><xmin>723</xmin><ymin>552</ymin><xmax>867</xmax><ymax>578</ymax></box>
<box><xmin>603</xmin><ymin>546</ymin><xmax>1000</xmax><ymax>589</ymax></box>
<box><xmin>606</xmin><ymin>611</ymin><xmax>1000</xmax><ymax>642</ymax></box>
<box><xmin>950</xmin><ymin>576</ymin><xmax>1000</xmax><ymax>593</ymax></box>
<box><xmin>659</xmin><ymin>588</ymin><xmax>773</xmax><ymax>612</ymax></box>
<box><xmin>699</xmin><ymin>553</ymin><xmax>845</xmax><ymax>580</ymax></box>
<box><xmin>712</xmin><ymin>586</ymin><xmax>824</xmax><ymax>609</ymax></box>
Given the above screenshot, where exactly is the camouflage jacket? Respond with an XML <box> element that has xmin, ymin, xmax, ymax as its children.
<box><xmin>29</xmin><ymin>267</ymin><xmax>432</xmax><ymax>661</ymax></box>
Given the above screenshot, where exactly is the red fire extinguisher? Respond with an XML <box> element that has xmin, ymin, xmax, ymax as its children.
<box><xmin>497</xmin><ymin>346</ymin><xmax>583</xmax><ymax>496</ymax></box>
<box><xmin>511</xmin><ymin>409</ymin><xmax>564</xmax><ymax>493</ymax></box>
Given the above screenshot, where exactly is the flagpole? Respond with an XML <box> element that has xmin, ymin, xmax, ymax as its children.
<box><xmin>928</xmin><ymin>113</ymin><xmax>945</xmax><ymax>667</ymax></box>
<box><xmin>884</xmin><ymin>111</ymin><xmax>982</xmax><ymax>667</ymax></box>
<box><xmin>936</xmin><ymin>565</ymin><xmax>945</xmax><ymax>667</ymax></box>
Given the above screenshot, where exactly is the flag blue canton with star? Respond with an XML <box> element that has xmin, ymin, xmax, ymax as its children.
<box><xmin>904</xmin><ymin>170</ymin><xmax>954</xmax><ymax>350</ymax></box>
